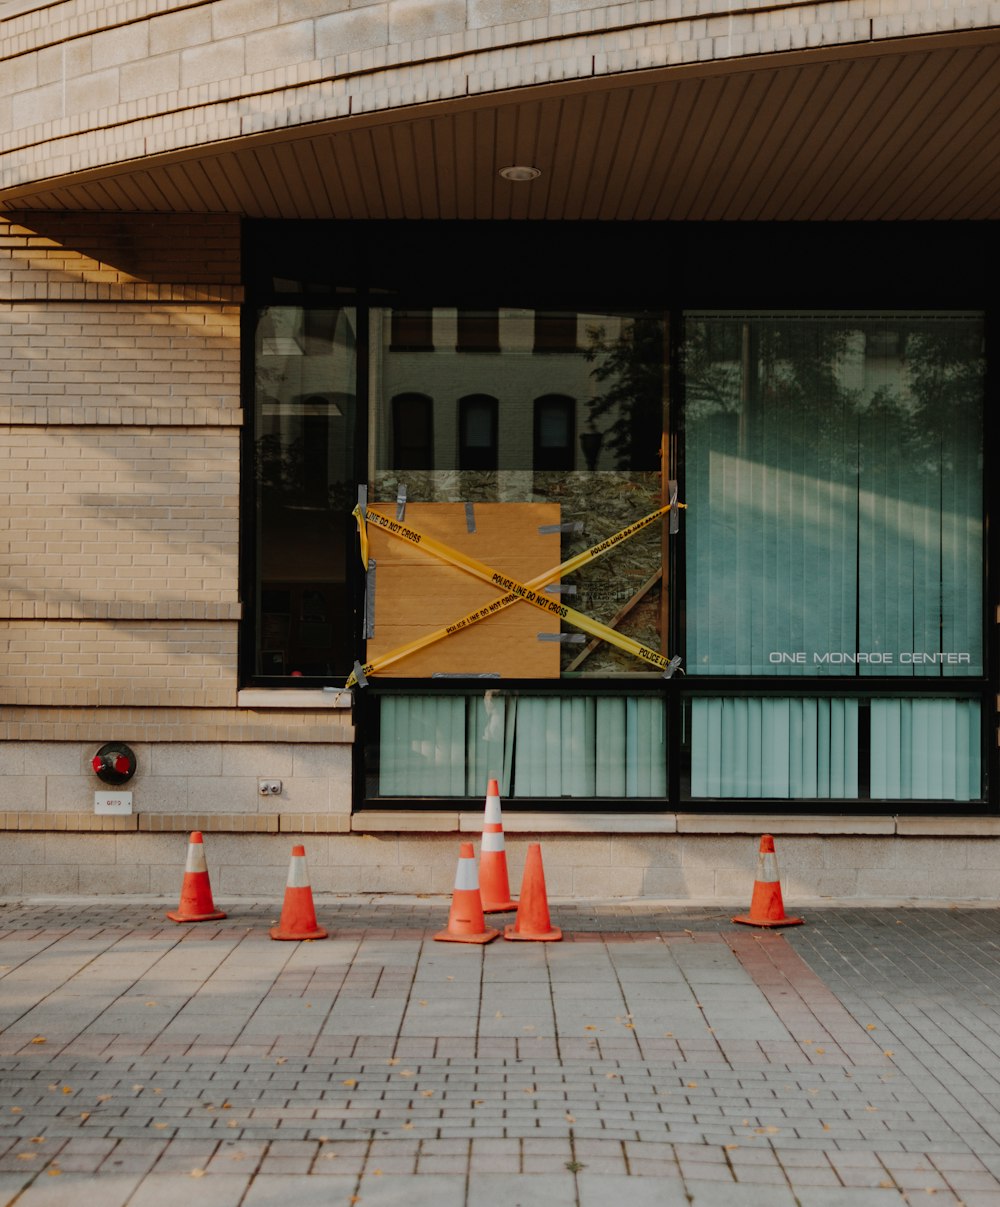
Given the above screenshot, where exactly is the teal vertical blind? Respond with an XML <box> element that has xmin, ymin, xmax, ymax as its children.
<box><xmin>378</xmin><ymin>694</ymin><xmax>666</xmax><ymax>799</ymax></box>
<box><xmin>690</xmin><ymin>697</ymin><xmax>859</xmax><ymax>799</ymax></box>
<box><xmin>870</xmin><ymin>699</ymin><xmax>981</xmax><ymax>801</ymax></box>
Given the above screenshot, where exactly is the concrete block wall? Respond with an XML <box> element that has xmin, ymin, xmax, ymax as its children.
<box><xmin>5</xmin><ymin>829</ymin><xmax>1000</xmax><ymax>902</ymax></box>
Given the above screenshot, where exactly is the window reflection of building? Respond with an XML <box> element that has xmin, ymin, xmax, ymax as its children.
<box><xmin>533</xmin><ymin>312</ymin><xmax>578</xmax><ymax>353</ymax></box>
<box><xmin>390</xmin><ymin>310</ymin><xmax>433</xmax><ymax>350</ymax></box>
<box><xmin>533</xmin><ymin>394</ymin><xmax>576</xmax><ymax>470</ymax></box>
<box><xmin>457</xmin><ymin>310</ymin><xmax>499</xmax><ymax>352</ymax></box>
<box><xmin>391</xmin><ymin>393</ymin><xmax>434</xmax><ymax>469</ymax></box>
<box><xmin>458</xmin><ymin>394</ymin><xmax>498</xmax><ymax>470</ymax></box>
<box><xmin>254</xmin><ymin>306</ymin><xmax>357</xmax><ymax>677</ymax></box>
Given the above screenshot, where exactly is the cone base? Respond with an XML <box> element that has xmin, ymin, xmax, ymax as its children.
<box><xmin>482</xmin><ymin>900</ymin><xmax>516</xmax><ymax>913</ymax></box>
<box><xmin>433</xmin><ymin>926</ymin><xmax>499</xmax><ymax>944</ymax></box>
<box><xmin>731</xmin><ymin>913</ymin><xmax>803</xmax><ymax>928</ymax></box>
<box><xmin>166</xmin><ymin>908</ymin><xmax>226</xmax><ymax>923</ymax></box>
<box><xmin>504</xmin><ymin>923</ymin><xmax>562</xmax><ymax>942</ymax></box>
<box><xmin>269</xmin><ymin>925</ymin><xmax>328</xmax><ymax>941</ymax></box>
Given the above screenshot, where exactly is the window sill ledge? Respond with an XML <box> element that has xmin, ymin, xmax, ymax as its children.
<box><xmin>238</xmin><ymin>688</ymin><xmax>352</xmax><ymax>710</ymax></box>
<box><xmin>350</xmin><ymin>812</ymin><xmax>1000</xmax><ymax>836</ymax></box>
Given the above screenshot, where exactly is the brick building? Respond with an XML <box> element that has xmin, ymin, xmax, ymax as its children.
<box><xmin>1</xmin><ymin>0</ymin><xmax>997</xmax><ymax>901</ymax></box>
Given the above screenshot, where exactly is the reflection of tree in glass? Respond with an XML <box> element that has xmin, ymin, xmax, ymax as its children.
<box><xmin>255</xmin><ymin>434</ymin><xmax>354</xmax><ymax>513</ymax></box>
<box><xmin>682</xmin><ymin>318</ymin><xmax>983</xmax><ymax>475</ymax></box>
<box><xmin>584</xmin><ymin>317</ymin><xmax>664</xmax><ymax>470</ymax></box>
<box><xmin>863</xmin><ymin>323</ymin><xmax>984</xmax><ymax>477</ymax></box>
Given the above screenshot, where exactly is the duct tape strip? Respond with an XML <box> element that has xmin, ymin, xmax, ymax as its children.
<box><xmin>663</xmin><ymin>654</ymin><xmax>682</xmax><ymax>678</ymax></box>
<box><xmin>396</xmin><ymin>483</ymin><xmax>407</xmax><ymax>522</ymax></box>
<box><xmin>359</xmin><ymin>508</ymin><xmax>675</xmax><ymax>673</ymax></box>
<box><xmin>538</xmin><ymin>521</ymin><xmax>584</xmax><ymax>535</ymax></box>
<box><xmin>544</xmin><ymin>584</ymin><xmax>577</xmax><ymax>595</ymax></box>
<box><xmin>432</xmin><ymin>672</ymin><xmax>501</xmax><ymax>678</ymax></box>
<box><xmin>669</xmin><ymin>481</ymin><xmax>680</xmax><ymax>534</ymax></box>
<box><xmin>352</xmin><ymin>661</ymin><xmax>369</xmax><ymax>688</ymax></box>
<box><xmin>345</xmin><ymin>498</ymin><xmax>685</xmax><ymax>687</ymax></box>
<box><xmin>363</xmin><ymin>558</ymin><xmax>377</xmax><ymax>638</ymax></box>
<box><xmin>537</xmin><ymin>632</ymin><xmax>586</xmax><ymax>643</ymax></box>
<box><xmin>465</xmin><ymin>502</ymin><xmax>476</xmax><ymax>533</ymax></box>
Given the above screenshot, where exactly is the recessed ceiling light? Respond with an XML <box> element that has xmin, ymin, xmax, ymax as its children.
<box><xmin>499</xmin><ymin>165</ymin><xmax>541</xmax><ymax>182</ymax></box>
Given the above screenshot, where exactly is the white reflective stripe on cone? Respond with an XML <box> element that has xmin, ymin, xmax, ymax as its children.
<box><xmin>758</xmin><ymin>852</ymin><xmax>779</xmax><ymax>883</ymax></box>
<box><xmin>187</xmin><ymin>844</ymin><xmax>207</xmax><ymax>874</ymax></box>
<box><xmin>484</xmin><ymin>795</ymin><xmax>502</xmax><ymax>825</ymax></box>
<box><xmin>287</xmin><ymin>856</ymin><xmax>310</xmax><ymax>887</ymax></box>
<box><xmin>481</xmin><ymin>831</ymin><xmax>505</xmax><ymax>852</ymax></box>
<box><xmin>455</xmin><ymin>859</ymin><xmax>479</xmax><ymax>891</ymax></box>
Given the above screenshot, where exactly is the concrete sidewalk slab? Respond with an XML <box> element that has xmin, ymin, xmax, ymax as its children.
<box><xmin>3</xmin><ymin>898</ymin><xmax>1000</xmax><ymax>1205</ymax></box>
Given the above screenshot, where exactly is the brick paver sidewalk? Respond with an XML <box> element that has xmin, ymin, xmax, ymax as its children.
<box><xmin>3</xmin><ymin>897</ymin><xmax>1000</xmax><ymax>1205</ymax></box>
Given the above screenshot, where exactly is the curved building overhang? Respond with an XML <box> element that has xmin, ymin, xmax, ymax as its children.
<box><xmin>1</xmin><ymin>0</ymin><xmax>998</xmax><ymax>220</ymax></box>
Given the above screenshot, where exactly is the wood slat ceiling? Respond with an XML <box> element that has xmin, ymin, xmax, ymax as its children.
<box><xmin>3</xmin><ymin>40</ymin><xmax>998</xmax><ymax>220</ymax></box>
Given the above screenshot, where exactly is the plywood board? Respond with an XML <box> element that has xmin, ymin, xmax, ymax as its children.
<box><xmin>366</xmin><ymin>502</ymin><xmax>562</xmax><ymax>678</ymax></box>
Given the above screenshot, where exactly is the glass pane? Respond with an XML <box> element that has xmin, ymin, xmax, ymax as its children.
<box><xmin>374</xmin><ymin>691</ymin><xmax>666</xmax><ymax>799</ymax></box>
<box><xmin>870</xmin><ymin>698</ymin><xmax>981</xmax><ymax>801</ymax></box>
<box><xmin>254</xmin><ymin>306</ymin><xmax>357</xmax><ymax>677</ymax></box>
<box><xmin>686</xmin><ymin>695</ymin><xmax>982</xmax><ymax>802</ymax></box>
<box><xmin>689</xmin><ymin>697</ymin><xmax>858</xmax><ymax>799</ymax></box>
<box><xmin>369</xmin><ymin>309</ymin><xmax>669</xmax><ymax>678</ymax></box>
<box><xmin>683</xmin><ymin>313</ymin><xmax>984</xmax><ymax>676</ymax></box>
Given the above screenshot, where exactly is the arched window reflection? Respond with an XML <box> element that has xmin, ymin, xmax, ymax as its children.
<box><xmin>533</xmin><ymin>394</ymin><xmax>576</xmax><ymax>470</ymax></box>
<box><xmin>392</xmin><ymin>393</ymin><xmax>433</xmax><ymax>469</ymax></box>
<box><xmin>458</xmin><ymin>394</ymin><xmax>498</xmax><ymax>470</ymax></box>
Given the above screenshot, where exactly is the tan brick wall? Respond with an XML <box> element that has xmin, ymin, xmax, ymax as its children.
<box><xmin>0</xmin><ymin>427</ymin><xmax>239</xmax><ymax>617</ymax></box>
<box><xmin>2</xmin><ymin>620</ymin><xmax>238</xmax><ymax>705</ymax></box>
<box><xmin>0</xmin><ymin>210</ymin><xmax>243</xmax><ymax>714</ymax></box>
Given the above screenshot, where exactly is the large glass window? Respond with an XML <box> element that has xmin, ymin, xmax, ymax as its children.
<box><xmin>684</xmin><ymin>312</ymin><xmax>984</xmax><ymax>676</ymax></box>
<box><xmin>243</xmin><ymin>234</ymin><xmax>989</xmax><ymax>811</ymax></box>
<box><xmin>373</xmin><ymin>689</ymin><xmax>666</xmax><ymax>800</ymax></box>
<box><xmin>683</xmin><ymin>312</ymin><xmax>985</xmax><ymax>803</ymax></box>
<box><xmin>253</xmin><ymin>306</ymin><xmax>357</xmax><ymax>677</ymax></box>
<box><xmin>368</xmin><ymin>308</ymin><xmax>671</xmax><ymax>680</ymax></box>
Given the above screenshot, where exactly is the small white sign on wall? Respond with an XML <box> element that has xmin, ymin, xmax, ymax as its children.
<box><xmin>94</xmin><ymin>791</ymin><xmax>133</xmax><ymax>815</ymax></box>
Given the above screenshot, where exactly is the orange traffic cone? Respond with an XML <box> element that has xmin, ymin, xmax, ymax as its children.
<box><xmin>732</xmin><ymin>835</ymin><xmax>804</xmax><ymax>928</ymax></box>
<box><xmin>166</xmin><ymin>831</ymin><xmax>226</xmax><ymax>923</ymax></box>
<box><xmin>504</xmin><ymin>843</ymin><xmax>562</xmax><ymax>942</ymax></box>
<box><xmin>434</xmin><ymin>842</ymin><xmax>499</xmax><ymax>944</ymax></box>
<box><xmin>479</xmin><ymin>779</ymin><xmax>516</xmax><ymax>913</ymax></box>
<box><xmin>270</xmin><ymin>845</ymin><xmax>328</xmax><ymax>940</ymax></box>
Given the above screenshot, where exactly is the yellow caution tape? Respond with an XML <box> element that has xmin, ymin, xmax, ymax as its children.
<box><xmin>348</xmin><ymin>500</ymin><xmax>685</xmax><ymax>685</ymax></box>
